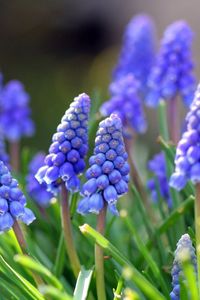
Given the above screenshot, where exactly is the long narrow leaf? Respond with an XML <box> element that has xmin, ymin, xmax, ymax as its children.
<box><xmin>73</xmin><ymin>266</ymin><xmax>94</xmax><ymax>300</ymax></box>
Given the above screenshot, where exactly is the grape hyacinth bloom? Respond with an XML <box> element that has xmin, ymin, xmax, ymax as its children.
<box><xmin>113</xmin><ymin>14</ymin><xmax>156</xmax><ymax>89</ymax></box>
<box><xmin>147</xmin><ymin>152</ymin><xmax>172</xmax><ymax>208</ymax></box>
<box><xmin>170</xmin><ymin>84</ymin><xmax>200</xmax><ymax>190</ymax></box>
<box><xmin>170</xmin><ymin>234</ymin><xmax>197</xmax><ymax>300</ymax></box>
<box><xmin>26</xmin><ymin>152</ymin><xmax>54</xmax><ymax>207</ymax></box>
<box><xmin>0</xmin><ymin>80</ymin><xmax>35</xmax><ymax>141</ymax></box>
<box><xmin>36</xmin><ymin>93</ymin><xmax>90</xmax><ymax>194</ymax></box>
<box><xmin>147</xmin><ymin>21</ymin><xmax>195</xmax><ymax>107</ymax></box>
<box><xmin>77</xmin><ymin>114</ymin><xmax>129</xmax><ymax>216</ymax></box>
<box><xmin>0</xmin><ymin>160</ymin><xmax>35</xmax><ymax>233</ymax></box>
<box><xmin>100</xmin><ymin>74</ymin><xmax>147</xmax><ymax>135</ymax></box>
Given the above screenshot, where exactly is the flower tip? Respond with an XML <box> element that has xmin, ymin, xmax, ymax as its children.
<box><xmin>79</xmin><ymin>223</ymin><xmax>89</xmax><ymax>234</ymax></box>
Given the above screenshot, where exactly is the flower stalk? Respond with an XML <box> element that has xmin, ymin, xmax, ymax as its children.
<box><xmin>61</xmin><ymin>183</ymin><xmax>80</xmax><ymax>277</ymax></box>
<box><xmin>95</xmin><ymin>205</ymin><xmax>107</xmax><ymax>300</ymax></box>
<box><xmin>13</xmin><ymin>221</ymin><xmax>27</xmax><ymax>254</ymax></box>
<box><xmin>10</xmin><ymin>141</ymin><xmax>20</xmax><ymax>172</ymax></box>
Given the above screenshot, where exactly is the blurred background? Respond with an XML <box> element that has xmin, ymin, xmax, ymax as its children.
<box><xmin>0</xmin><ymin>0</ymin><xmax>200</xmax><ymax>155</ymax></box>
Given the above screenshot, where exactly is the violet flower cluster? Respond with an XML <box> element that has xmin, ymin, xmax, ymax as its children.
<box><xmin>36</xmin><ymin>93</ymin><xmax>90</xmax><ymax>194</ymax></box>
<box><xmin>147</xmin><ymin>152</ymin><xmax>172</xmax><ymax>208</ymax></box>
<box><xmin>77</xmin><ymin>114</ymin><xmax>129</xmax><ymax>216</ymax></box>
<box><xmin>101</xmin><ymin>74</ymin><xmax>147</xmax><ymax>135</ymax></box>
<box><xmin>170</xmin><ymin>84</ymin><xmax>200</xmax><ymax>190</ymax></box>
<box><xmin>0</xmin><ymin>80</ymin><xmax>35</xmax><ymax>141</ymax></box>
<box><xmin>170</xmin><ymin>234</ymin><xmax>197</xmax><ymax>300</ymax></box>
<box><xmin>0</xmin><ymin>160</ymin><xmax>35</xmax><ymax>233</ymax></box>
<box><xmin>146</xmin><ymin>20</ymin><xmax>195</xmax><ymax>107</ymax></box>
<box><xmin>113</xmin><ymin>14</ymin><xmax>156</xmax><ymax>89</ymax></box>
<box><xmin>27</xmin><ymin>153</ymin><xmax>54</xmax><ymax>207</ymax></box>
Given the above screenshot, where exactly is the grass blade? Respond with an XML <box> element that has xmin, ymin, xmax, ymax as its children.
<box><xmin>73</xmin><ymin>266</ymin><xmax>94</xmax><ymax>300</ymax></box>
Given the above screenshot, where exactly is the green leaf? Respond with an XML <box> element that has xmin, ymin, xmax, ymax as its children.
<box><xmin>15</xmin><ymin>254</ymin><xmax>63</xmax><ymax>290</ymax></box>
<box><xmin>39</xmin><ymin>285</ymin><xmax>73</xmax><ymax>300</ymax></box>
<box><xmin>0</xmin><ymin>255</ymin><xmax>44</xmax><ymax>300</ymax></box>
<box><xmin>53</xmin><ymin>232</ymin><xmax>65</xmax><ymax>277</ymax></box>
<box><xmin>143</xmin><ymin>196</ymin><xmax>194</xmax><ymax>254</ymax></box>
<box><xmin>79</xmin><ymin>224</ymin><xmax>167</xmax><ymax>300</ymax></box>
<box><xmin>122</xmin><ymin>214</ymin><xmax>170</xmax><ymax>297</ymax></box>
<box><xmin>182</xmin><ymin>254</ymin><xmax>199</xmax><ymax>300</ymax></box>
<box><xmin>0</xmin><ymin>277</ymin><xmax>28</xmax><ymax>300</ymax></box>
<box><xmin>73</xmin><ymin>266</ymin><xmax>94</xmax><ymax>300</ymax></box>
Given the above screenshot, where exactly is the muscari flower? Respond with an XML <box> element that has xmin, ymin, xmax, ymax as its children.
<box><xmin>146</xmin><ymin>20</ymin><xmax>195</xmax><ymax>107</ymax></box>
<box><xmin>0</xmin><ymin>80</ymin><xmax>35</xmax><ymax>141</ymax></box>
<box><xmin>170</xmin><ymin>234</ymin><xmax>197</xmax><ymax>300</ymax></box>
<box><xmin>26</xmin><ymin>152</ymin><xmax>54</xmax><ymax>207</ymax></box>
<box><xmin>36</xmin><ymin>93</ymin><xmax>90</xmax><ymax>194</ymax></box>
<box><xmin>0</xmin><ymin>160</ymin><xmax>35</xmax><ymax>233</ymax></box>
<box><xmin>100</xmin><ymin>74</ymin><xmax>147</xmax><ymax>135</ymax></box>
<box><xmin>170</xmin><ymin>83</ymin><xmax>200</xmax><ymax>190</ymax></box>
<box><xmin>77</xmin><ymin>114</ymin><xmax>129</xmax><ymax>216</ymax></box>
<box><xmin>147</xmin><ymin>152</ymin><xmax>172</xmax><ymax>208</ymax></box>
<box><xmin>113</xmin><ymin>14</ymin><xmax>156</xmax><ymax>89</ymax></box>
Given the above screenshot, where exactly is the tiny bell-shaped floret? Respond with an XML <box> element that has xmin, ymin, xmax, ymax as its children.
<box><xmin>26</xmin><ymin>152</ymin><xmax>54</xmax><ymax>207</ymax></box>
<box><xmin>77</xmin><ymin>114</ymin><xmax>129</xmax><ymax>216</ymax></box>
<box><xmin>35</xmin><ymin>93</ymin><xmax>90</xmax><ymax>194</ymax></box>
<box><xmin>0</xmin><ymin>160</ymin><xmax>35</xmax><ymax>233</ymax></box>
<box><xmin>170</xmin><ymin>234</ymin><xmax>197</xmax><ymax>300</ymax></box>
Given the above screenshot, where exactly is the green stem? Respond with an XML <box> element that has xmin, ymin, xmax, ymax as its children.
<box><xmin>95</xmin><ymin>205</ymin><xmax>107</xmax><ymax>300</ymax></box>
<box><xmin>168</xmin><ymin>96</ymin><xmax>179</xmax><ymax>144</ymax></box>
<box><xmin>195</xmin><ymin>183</ymin><xmax>200</xmax><ymax>292</ymax></box>
<box><xmin>157</xmin><ymin>101</ymin><xmax>169</xmax><ymax>141</ymax></box>
<box><xmin>113</xmin><ymin>276</ymin><xmax>124</xmax><ymax>300</ymax></box>
<box><xmin>61</xmin><ymin>183</ymin><xmax>80</xmax><ymax>277</ymax></box>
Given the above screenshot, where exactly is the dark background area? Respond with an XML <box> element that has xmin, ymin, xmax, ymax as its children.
<box><xmin>0</xmin><ymin>0</ymin><xmax>199</xmax><ymax>156</ymax></box>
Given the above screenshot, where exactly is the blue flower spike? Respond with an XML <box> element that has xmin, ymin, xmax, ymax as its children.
<box><xmin>77</xmin><ymin>113</ymin><xmax>130</xmax><ymax>216</ymax></box>
<box><xmin>170</xmin><ymin>83</ymin><xmax>200</xmax><ymax>190</ymax></box>
<box><xmin>35</xmin><ymin>93</ymin><xmax>91</xmax><ymax>194</ymax></box>
<box><xmin>147</xmin><ymin>152</ymin><xmax>172</xmax><ymax>208</ymax></box>
<box><xmin>26</xmin><ymin>152</ymin><xmax>54</xmax><ymax>207</ymax></box>
<box><xmin>0</xmin><ymin>80</ymin><xmax>35</xmax><ymax>141</ymax></box>
<box><xmin>147</xmin><ymin>20</ymin><xmax>195</xmax><ymax>107</ymax></box>
<box><xmin>113</xmin><ymin>14</ymin><xmax>156</xmax><ymax>89</ymax></box>
<box><xmin>0</xmin><ymin>160</ymin><xmax>35</xmax><ymax>233</ymax></box>
<box><xmin>101</xmin><ymin>74</ymin><xmax>147</xmax><ymax>135</ymax></box>
<box><xmin>170</xmin><ymin>234</ymin><xmax>197</xmax><ymax>300</ymax></box>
